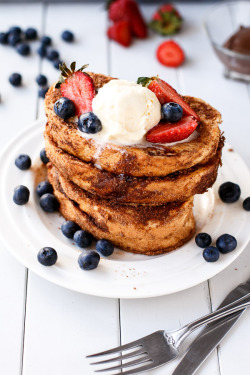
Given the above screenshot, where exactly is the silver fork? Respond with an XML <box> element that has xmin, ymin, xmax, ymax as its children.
<box><xmin>87</xmin><ymin>293</ymin><xmax>250</xmax><ymax>375</ymax></box>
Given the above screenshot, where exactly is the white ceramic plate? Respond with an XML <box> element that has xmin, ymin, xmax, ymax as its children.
<box><xmin>0</xmin><ymin>119</ymin><xmax>250</xmax><ymax>298</ymax></box>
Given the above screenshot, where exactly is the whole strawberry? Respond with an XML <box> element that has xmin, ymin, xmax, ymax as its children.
<box><xmin>149</xmin><ymin>3</ymin><xmax>182</xmax><ymax>36</ymax></box>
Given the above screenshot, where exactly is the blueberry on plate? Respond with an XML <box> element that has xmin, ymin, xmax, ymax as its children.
<box><xmin>40</xmin><ymin>35</ymin><xmax>52</xmax><ymax>46</ymax></box>
<box><xmin>0</xmin><ymin>32</ymin><xmax>8</xmax><ymax>45</ymax></box>
<box><xmin>54</xmin><ymin>97</ymin><xmax>75</xmax><ymax>120</ymax></box>
<box><xmin>203</xmin><ymin>246</ymin><xmax>220</xmax><ymax>262</ymax></box>
<box><xmin>37</xmin><ymin>247</ymin><xmax>57</xmax><ymax>266</ymax></box>
<box><xmin>53</xmin><ymin>59</ymin><xmax>63</xmax><ymax>70</ymax></box>
<box><xmin>243</xmin><ymin>197</ymin><xmax>250</xmax><ymax>211</ymax></box>
<box><xmin>47</xmin><ymin>49</ymin><xmax>59</xmax><ymax>61</ymax></box>
<box><xmin>15</xmin><ymin>154</ymin><xmax>31</xmax><ymax>170</ymax></box>
<box><xmin>40</xmin><ymin>148</ymin><xmax>49</xmax><ymax>164</ymax></box>
<box><xmin>216</xmin><ymin>234</ymin><xmax>237</xmax><ymax>254</ymax></box>
<box><xmin>13</xmin><ymin>185</ymin><xmax>30</xmax><ymax>205</ymax></box>
<box><xmin>16</xmin><ymin>43</ymin><xmax>30</xmax><ymax>56</ymax></box>
<box><xmin>40</xmin><ymin>193</ymin><xmax>59</xmax><ymax>212</ymax></box>
<box><xmin>74</xmin><ymin>230</ymin><xmax>93</xmax><ymax>248</ymax></box>
<box><xmin>36</xmin><ymin>74</ymin><xmax>47</xmax><ymax>86</ymax></box>
<box><xmin>9</xmin><ymin>26</ymin><xmax>22</xmax><ymax>35</ymax></box>
<box><xmin>61</xmin><ymin>220</ymin><xmax>80</xmax><ymax>239</ymax></box>
<box><xmin>195</xmin><ymin>233</ymin><xmax>212</xmax><ymax>248</ymax></box>
<box><xmin>96</xmin><ymin>239</ymin><xmax>114</xmax><ymax>257</ymax></box>
<box><xmin>25</xmin><ymin>27</ymin><xmax>37</xmax><ymax>40</ymax></box>
<box><xmin>78</xmin><ymin>251</ymin><xmax>100</xmax><ymax>271</ymax></box>
<box><xmin>38</xmin><ymin>87</ymin><xmax>49</xmax><ymax>98</ymax></box>
<box><xmin>61</xmin><ymin>30</ymin><xmax>74</xmax><ymax>42</ymax></box>
<box><xmin>78</xmin><ymin>112</ymin><xmax>102</xmax><ymax>134</ymax></box>
<box><xmin>8</xmin><ymin>33</ymin><xmax>21</xmax><ymax>46</ymax></box>
<box><xmin>37</xmin><ymin>45</ymin><xmax>47</xmax><ymax>57</ymax></box>
<box><xmin>9</xmin><ymin>73</ymin><xmax>22</xmax><ymax>87</ymax></box>
<box><xmin>161</xmin><ymin>102</ymin><xmax>183</xmax><ymax>123</ymax></box>
<box><xmin>36</xmin><ymin>181</ymin><xmax>53</xmax><ymax>197</ymax></box>
<box><xmin>218</xmin><ymin>182</ymin><xmax>241</xmax><ymax>203</ymax></box>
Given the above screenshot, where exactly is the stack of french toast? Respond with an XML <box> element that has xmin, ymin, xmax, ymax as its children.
<box><xmin>44</xmin><ymin>69</ymin><xmax>223</xmax><ymax>255</ymax></box>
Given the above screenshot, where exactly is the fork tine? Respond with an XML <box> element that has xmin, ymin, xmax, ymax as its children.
<box><xmin>109</xmin><ymin>362</ymin><xmax>156</xmax><ymax>375</ymax></box>
<box><xmin>86</xmin><ymin>339</ymin><xmax>143</xmax><ymax>358</ymax></box>
<box><xmin>94</xmin><ymin>355</ymin><xmax>150</xmax><ymax>372</ymax></box>
<box><xmin>90</xmin><ymin>348</ymin><xmax>146</xmax><ymax>365</ymax></box>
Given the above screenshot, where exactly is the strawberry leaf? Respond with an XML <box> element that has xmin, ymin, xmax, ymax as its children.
<box><xmin>137</xmin><ymin>77</ymin><xmax>152</xmax><ymax>87</ymax></box>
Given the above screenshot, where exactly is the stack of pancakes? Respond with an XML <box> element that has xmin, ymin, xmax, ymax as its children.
<box><xmin>44</xmin><ymin>73</ymin><xmax>223</xmax><ymax>255</ymax></box>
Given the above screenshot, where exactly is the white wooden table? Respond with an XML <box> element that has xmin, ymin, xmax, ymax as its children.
<box><xmin>0</xmin><ymin>2</ymin><xmax>250</xmax><ymax>374</ymax></box>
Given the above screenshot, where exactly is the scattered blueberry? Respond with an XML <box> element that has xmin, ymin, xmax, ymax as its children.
<box><xmin>203</xmin><ymin>246</ymin><xmax>220</xmax><ymax>262</ymax></box>
<box><xmin>0</xmin><ymin>32</ymin><xmax>8</xmax><ymax>45</ymax></box>
<box><xmin>78</xmin><ymin>112</ymin><xmax>102</xmax><ymax>134</ymax></box>
<box><xmin>53</xmin><ymin>59</ymin><xmax>63</xmax><ymax>70</ymax></box>
<box><xmin>37</xmin><ymin>247</ymin><xmax>57</xmax><ymax>266</ymax></box>
<box><xmin>13</xmin><ymin>185</ymin><xmax>30</xmax><ymax>205</ymax></box>
<box><xmin>36</xmin><ymin>74</ymin><xmax>47</xmax><ymax>86</ymax></box>
<box><xmin>61</xmin><ymin>30</ymin><xmax>74</xmax><ymax>42</ymax></box>
<box><xmin>96</xmin><ymin>239</ymin><xmax>114</xmax><ymax>257</ymax></box>
<box><xmin>54</xmin><ymin>97</ymin><xmax>75</xmax><ymax>120</ymax></box>
<box><xmin>243</xmin><ymin>197</ymin><xmax>250</xmax><ymax>211</ymax></box>
<box><xmin>73</xmin><ymin>230</ymin><xmax>93</xmax><ymax>248</ymax></box>
<box><xmin>161</xmin><ymin>102</ymin><xmax>183</xmax><ymax>123</ymax></box>
<box><xmin>40</xmin><ymin>148</ymin><xmax>49</xmax><ymax>164</ymax></box>
<box><xmin>216</xmin><ymin>234</ymin><xmax>237</xmax><ymax>254</ymax></box>
<box><xmin>9</xmin><ymin>73</ymin><xmax>22</xmax><ymax>87</ymax></box>
<box><xmin>47</xmin><ymin>49</ymin><xmax>59</xmax><ymax>61</ymax></box>
<box><xmin>61</xmin><ymin>221</ymin><xmax>80</xmax><ymax>239</ymax></box>
<box><xmin>195</xmin><ymin>233</ymin><xmax>212</xmax><ymax>248</ymax></box>
<box><xmin>15</xmin><ymin>154</ymin><xmax>31</xmax><ymax>170</ymax></box>
<box><xmin>36</xmin><ymin>181</ymin><xmax>53</xmax><ymax>197</ymax></box>
<box><xmin>8</xmin><ymin>33</ymin><xmax>21</xmax><ymax>46</ymax></box>
<box><xmin>9</xmin><ymin>26</ymin><xmax>22</xmax><ymax>35</ymax></box>
<box><xmin>219</xmin><ymin>182</ymin><xmax>241</xmax><ymax>203</ymax></box>
<box><xmin>16</xmin><ymin>43</ymin><xmax>30</xmax><ymax>56</ymax></box>
<box><xmin>40</xmin><ymin>193</ymin><xmax>59</xmax><ymax>212</ymax></box>
<box><xmin>40</xmin><ymin>35</ymin><xmax>52</xmax><ymax>46</ymax></box>
<box><xmin>37</xmin><ymin>45</ymin><xmax>47</xmax><ymax>57</ymax></box>
<box><xmin>25</xmin><ymin>27</ymin><xmax>37</xmax><ymax>40</ymax></box>
<box><xmin>38</xmin><ymin>87</ymin><xmax>49</xmax><ymax>98</ymax></box>
<box><xmin>78</xmin><ymin>251</ymin><xmax>100</xmax><ymax>271</ymax></box>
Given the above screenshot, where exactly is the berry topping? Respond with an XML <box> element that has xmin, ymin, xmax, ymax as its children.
<box><xmin>61</xmin><ymin>30</ymin><xmax>74</xmax><ymax>42</ymax></box>
<box><xmin>38</xmin><ymin>87</ymin><xmax>49</xmax><ymax>98</ymax></box>
<box><xmin>107</xmin><ymin>20</ymin><xmax>132</xmax><ymax>47</ymax></box>
<box><xmin>0</xmin><ymin>32</ymin><xmax>8</xmax><ymax>45</ymax></box>
<box><xmin>78</xmin><ymin>251</ymin><xmax>100</xmax><ymax>271</ymax></box>
<box><xmin>216</xmin><ymin>234</ymin><xmax>237</xmax><ymax>254</ymax></box>
<box><xmin>25</xmin><ymin>27</ymin><xmax>37</xmax><ymax>40</ymax></box>
<box><xmin>54</xmin><ymin>97</ymin><xmax>75</xmax><ymax>120</ymax></box>
<box><xmin>40</xmin><ymin>193</ymin><xmax>59</xmax><ymax>212</ymax></box>
<box><xmin>37</xmin><ymin>45</ymin><xmax>47</xmax><ymax>57</ymax></box>
<box><xmin>9</xmin><ymin>73</ymin><xmax>22</xmax><ymax>87</ymax></box>
<box><xmin>146</xmin><ymin>115</ymin><xmax>198</xmax><ymax>144</ymax></box>
<box><xmin>73</xmin><ymin>230</ymin><xmax>93</xmax><ymax>248</ymax></box>
<box><xmin>243</xmin><ymin>197</ymin><xmax>250</xmax><ymax>211</ymax></box>
<box><xmin>78</xmin><ymin>112</ymin><xmax>102</xmax><ymax>134</ymax></box>
<box><xmin>149</xmin><ymin>4</ymin><xmax>182</xmax><ymax>36</ymax></box>
<box><xmin>16</xmin><ymin>43</ymin><xmax>31</xmax><ymax>56</ymax></box>
<box><xmin>61</xmin><ymin>221</ymin><xmax>80</xmax><ymax>239</ymax></box>
<box><xmin>8</xmin><ymin>33</ymin><xmax>21</xmax><ymax>46</ymax></box>
<box><xmin>15</xmin><ymin>154</ymin><xmax>31</xmax><ymax>170</ymax></box>
<box><xmin>96</xmin><ymin>239</ymin><xmax>114</xmax><ymax>257</ymax></box>
<box><xmin>40</xmin><ymin>148</ymin><xmax>49</xmax><ymax>164</ymax></box>
<box><xmin>36</xmin><ymin>181</ymin><xmax>53</xmax><ymax>197</ymax></box>
<box><xmin>161</xmin><ymin>102</ymin><xmax>183</xmax><ymax>122</ymax></box>
<box><xmin>203</xmin><ymin>246</ymin><xmax>220</xmax><ymax>262</ymax></box>
<box><xmin>195</xmin><ymin>233</ymin><xmax>212</xmax><ymax>248</ymax></box>
<box><xmin>37</xmin><ymin>247</ymin><xmax>57</xmax><ymax>266</ymax></box>
<box><xmin>218</xmin><ymin>182</ymin><xmax>241</xmax><ymax>203</ymax></box>
<box><xmin>36</xmin><ymin>74</ymin><xmax>48</xmax><ymax>86</ymax></box>
<box><xmin>40</xmin><ymin>35</ymin><xmax>52</xmax><ymax>46</ymax></box>
<box><xmin>157</xmin><ymin>40</ymin><xmax>185</xmax><ymax>68</ymax></box>
<box><xmin>47</xmin><ymin>49</ymin><xmax>59</xmax><ymax>61</ymax></box>
<box><xmin>13</xmin><ymin>185</ymin><xmax>30</xmax><ymax>205</ymax></box>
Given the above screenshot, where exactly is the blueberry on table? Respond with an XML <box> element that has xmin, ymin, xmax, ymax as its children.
<box><xmin>16</xmin><ymin>43</ymin><xmax>30</xmax><ymax>56</ymax></box>
<box><xmin>218</xmin><ymin>182</ymin><xmax>241</xmax><ymax>203</ymax></box>
<box><xmin>36</xmin><ymin>74</ymin><xmax>48</xmax><ymax>86</ymax></box>
<box><xmin>216</xmin><ymin>234</ymin><xmax>237</xmax><ymax>254</ymax></box>
<box><xmin>0</xmin><ymin>32</ymin><xmax>8</xmax><ymax>44</ymax></box>
<box><xmin>13</xmin><ymin>185</ymin><xmax>30</xmax><ymax>205</ymax></box>
<box><xmin>54</xmin><ymin>97</ymin><xmax>75</xmax><ymax>120</ymax></box>
<box><xmin>195</xmin><ymin>233</ymin><xmax>212</xmax><ymax>248</ymax></box>
<box><xmin>38</xmin><ymin>87</ymin><xmax>49</xmax><ymax>98</ymax></box>
<box><xmin>37</xmin><ymin>45</ymin><xmax>47</xmax><ymax>58</ymax></box>
<box><xmin>96</xmin><ymin>239</ymin><xmax>114</xmax><ymax>257</ymax></box>
<box><xmin>78</xmin><ymin>112</ymin><xmax>102</xmax><ymax>134</ymax></box>
<box><xmin>40</xmin><ymin>148</ymin><xmax>49</xmax><ymax>164</ymax></box>
<box><xmin>203</xmin><ymin>246</ymin><xmax>220</xmax><ymax>262</ymax></box>
<box><xmin>61</xmin><ymin>30</ymin><xmax>74</xmax><ymax>42</ymax></box>
<box><xmin>47</xmin><ymin>49</ymin><xmax>59</xmax><ymax>61</ymax></box>
<box><xmin>25</xmin><ymin>27</ymin><xmax>37</xmax><ymax>40</ymax></box>
<box><xmin>243</xmin><ymin>197</ymin><xmax>250</xmax><ymax>211</ymax></box>
<box><xmin>78</xmin><ymin>251</ymin><xmax>100</xmax><ymax>271</ymax></box>
<box><xmin>74</xmin><ymin>230</ymin><xmax>93</xmax><ymax>248</ymax></box>
<box><xmin>61</xmin><ymin>221</ymin><xmax>80</xmax><ymax>239</ymax></box>
<box><xmin>9</xmin><ymin>26</ymin><xmax>22</xmax><ymax>35</ymax></box>
<box><xmin>8</xmin><ymin>33</ymin><xmax>21</xmax><ymax>46</ymax></box>
<box><xmin>40</xmin><ymin>35</ymin><xmax>52</xmax><ymax>46</ymax></box>
<box><xmin>36</xmin><ymin>181</ymin><xmax>53</xmax><ymax>197</ymax></box>
<box><xmin>15</xmin><ymin>154</ymin><xmax>31</xmax><ymax>170</ymax></box>
<box><xmin>53</xmin><ymin>59</ymin><xmax>63</xmax><ymax>70</ymax></box>
<box><xmin>161</xmin><ymin>102</ymin><xmax>183</xmax><ymax>123</ymax></box>
<box><xmin>9</xmin><ymin>73</ymin><xmax>22</xmax><ymax>87</ymax></box>
<box><xmin>37</xmin><ymin>247</ymin><xmax>57</xmax><ymax>266</ymax></box>
<box><xmin>40</xmin><ymin>193</ymin><xmax>59</xmax><ymax>212</ymax></box>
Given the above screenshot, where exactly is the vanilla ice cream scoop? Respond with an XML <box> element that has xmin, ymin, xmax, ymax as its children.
<box><xmin>92</xmin><ymin>79</ymin><xmax>161</xmax><ymax>145</ymax></box>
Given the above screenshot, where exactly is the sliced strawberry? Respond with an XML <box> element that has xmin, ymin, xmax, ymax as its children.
<box><xmin>126</xmin><ymin>0</ymin><xmax>147</xmax><ymax>38</ymax></box>
<box><xmin>107</xmin><ymin>19</ymin><xmax>132</xmax><ymax>47</ymax></box>
<box><xmin>109</xmin><ymin>0</ymin><xmax>127</xmax><ymax>22</ymax></box>
<box><xmin>146</xmin><ymin>116</ymin><xmax>198</xmax><ymax>144</ymax></box>
<box><xmin>148</xmin><ymin>77</ymin><xmax>200</xmax><ymax>121</ymax></box>
<box><xmin>61</xmin><ymin>71</ymin><xmax>95</xmax><ymax>116</ymax></box>
<box><xmin>156</xmin><ymin>40</ymin><xmax>184</xmax><ymax>68</ymax></box>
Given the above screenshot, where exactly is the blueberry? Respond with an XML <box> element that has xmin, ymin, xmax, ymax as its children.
<box><xmin>36</xmin><ymin>74</ymin><xmax>48</xmax><ymax>86</ymax></box>
<box><xmin>36</xmin><ymin>181</ymin><xmax>53</xmax><ymax>197</ymax></box>
<box><xmin>96</xmin><ymin>239</ymin><xmax>114</xmax><ymax>257</ymax></box>
<box><xmin>38</xmin><ymin>87</ymin><xmax>49</xmax><ymax>98</ymax></box>
<box><xmin>25</xmin><ymin>27</ymin><xmax>37</xmax><ymax>40</ymax></box>
<box><xmin>203</xmin><ymin>246</ymin><xmax>220</xmax><ymax>262</ymax></box>
<box><xmin>61</xmin><ymin>30</ymin><xmax>74</xmax><ymax>42</ymax></box>
<box><xmin>16</xmin><ymin>43</ymin><xmax>30</xmax><ymax>56</ymax></box>
<box><xmin>47</xmin><ymin>49</ymin><xmax>59</xmax><ymax>61</ymax></box>
<box><xmin>195</xmin><ymin>233</ymin><xmax>212</xmax><ymax>248</ymax></box>
<box><xmin>9</xmin><ymin>26</ymin><xmax>22</xmax><ymax>35</ymax></box>
<box><xmin>13</xmin><ymin>185</ymin><xmax>30</xmax><ymax>205</ymax></box>
<box><xmin>40</xmin><ymin>35</ymin><xmax>52</xmax><ymax>46</ymax></box>
<box><xmin>219</xmin><ymin>182</ymin><xmax>241</xmax><ymax>203</ymax></box>
<box><xmin>161</xmin><ymin>102</ymin><xmax>183</xmax><ymax>123</ymax></box>
<box><xmin>61</xmin><ymin>221</ymin><xmax>80</xmax><ymax>239</ymax></box>
<box><xmin>53</xmin><ymin>59</ymin><xmax>63</xmax><ymax>70</ymax></box>
<box><xmin>54</xmin><ymin>97</ymin><xmax>75</xmax><ymax>120</ymax></box>
<box><xmin>243</xmin><ymin>197</ymin><xmax>250</xmax><ymax>211</ymax></box>
<box><xmin>78</xmin><ymin>251</ymin><xmax>100</xmax><ymax>271</ymax></box>
<box><xmin>216</xmin><ymin>234</ymin><xmax>237</xmax><ymax>254</ymax></box>
<box><xmin>9</xmin><ymin>73</ymin><xmax>22</xmax><ymax>87</ymax></box>
<box><xmin>8</xmin><ymin>33</ymin><xmax>21</xmax><ymax>46</ymax></box>
<box><xmin>0</xmin><ymin>32</ymin><xmax>8</xmax><ymax>45</ymax></box>
<box><xmin>73</xmin><ymin>230</ymin><xmax>93</xmax><ymax>248</ymax></box>
<box><xmin>37</xmin><ymin>45</ymin><xmax>47</xmax><ymax>57</ymax></box>
<box><xmin>37</xmin><ymin>247</ymin><xmax>57</xmax><ymax>266</ymax></box>
<box><xmin>15</xmin><ymin>154</ymin><xmax>31</xmax><ymax>170</ymax></box>
<box><xmin>40</xmin><ymin>193</ymin><xmax>59</xmax><ymax>212</ymax></box>
<box><xmin>40</xmin><ymin>148</ymin><xmax>49</xmax><ymax>164</ymax></box>
<box><xmin>78</xmin><ymin>112</ymin><xmax>102</xmax><ymax>134</ymax></box>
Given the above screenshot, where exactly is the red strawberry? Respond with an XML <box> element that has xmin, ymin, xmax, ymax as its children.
<box><xmin>156</xmin><ymin>40</ymin><xmax>185</xmax><ymax>68</ymax></box>
<box><xmin>126</xmin><ymin>0</ymin><xmax>147</xmax><ymax>38</ymax></box>
<box><xmin>107</xmin><ymin>19</ymin><xmax>132</xmax><ymax>47</ymax></box>
<box><xmin>150</xmin><ymin>4</ymin><xmax>182</xmax><ymax>35</ymax></box>
<box><xmin>109</xmin><ymin>0</ymin><xmax>127</xmax><ymax>22</ymax></box>
<box><xmin>148</xmin><ymin>77</ymin><xmax>200</xmax><ymax>121</ymax></box>
<box><xmin>146</xmin><ymin>116</ymin><xmax>198</xmax><ymax>144</ymax></box>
